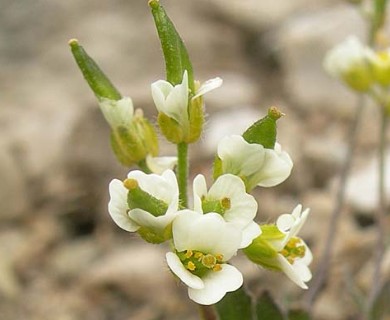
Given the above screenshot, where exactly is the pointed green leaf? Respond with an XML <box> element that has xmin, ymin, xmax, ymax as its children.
<box><xmin>149</xmin><ymin>0</ymin><xmax>195</xmax><ymax>92</ymax></box>
<box><xmin>215</xmin><ymin>286</ymin><xmax>253</xmax><ymax>320</ymax></box>
<box><xmin>69</xmin><ymin>39</ymin><xmax>121</xmax><ymax>101</ymax></box>
<box><xmin>287</xmin><ymin>309</ymin><xmax>310</xmax><ymax>320</ymax></box>
<box><xmin>256</xmin><ymin>291</ymin><xmax>285</xmax><ymax>320</ymax></box>
<box><xmin>242</xmin><ymin>106</ymin><xmax>283</xmax><ymax>149</ymax></box>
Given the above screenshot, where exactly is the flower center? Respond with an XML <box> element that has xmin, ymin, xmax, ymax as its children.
<box><xmin>201</xmin><ymin>196</ymin><xmax>231</xmax><ymax>215</ymax></box>
<box><xmin>280</xmin><ymin>237</ymin><xmax>306</xmax><ymax>264</ymax></box>
<box><xmin>177</xmin><ymin>250</ymin><xmax>224</xmax><ymax>277</ymax></box>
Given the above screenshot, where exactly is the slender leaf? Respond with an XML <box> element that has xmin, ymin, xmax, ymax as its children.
<box><xmin>215</xmin><ymin>286</ymin><xmax>253</xmax><ymax>320</ymax></box>
<box><xmin>256</xmin><ymin>291</ymin><xmax>285</xmax><ymax>320</ymax></box>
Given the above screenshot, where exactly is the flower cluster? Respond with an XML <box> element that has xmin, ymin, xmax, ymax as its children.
<box><xmin>324</xmin><ymin>35</ymin><xmax>390</xmax><ymax>112</ymax></box>
<box><xmin>105</xmin><ymin>71</ymin><xmax>311</xmax><ymax>305</ymax></box>
<box><xmin>70</xmin><ymin>1</ymin><xmax>311</xmax><ymax>306</ymax></box>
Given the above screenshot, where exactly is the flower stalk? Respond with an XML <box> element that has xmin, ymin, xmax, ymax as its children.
<box><xmin>177</xmin><ymin>142</ymin><xmax>189</xmax><ymax>207</ymax></box>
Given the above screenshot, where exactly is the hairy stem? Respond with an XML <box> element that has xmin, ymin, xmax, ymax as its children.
<box><xmin>305</xmin><ymin>96</ymin><xmax>365</xmax><ymax>308</ymax></box>
<box><xmin>177</xmin><ymin>142</ymin><xmax>188</xmax><ymax>207</ymax></box>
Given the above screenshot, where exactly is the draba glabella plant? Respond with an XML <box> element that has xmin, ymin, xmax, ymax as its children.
<box><xmin>69</xmin><ymin>0</ymin><xmax>311</xmax><ymax>317</ymax></box>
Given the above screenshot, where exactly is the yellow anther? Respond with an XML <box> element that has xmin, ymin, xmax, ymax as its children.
<box><xmin>280</xmin><ymin>249</ymin><xmax>289</xmax><ymax>257</ymax></box>
<box><xmin>221</xmin><ymin>197</ymin><xmax>231</xmax><ymax>210</ymax></box>
<box><xmin>187</xmin><ymin>261</ymin><xmax>196</xmax><ymax>271</ymax></box>
<box><xmin>212</xmin><ymin>264</ymin><xmax>222</xmax><ymax>272</ymax></box>
<box><xmin>202</xmin><ymin>254</ymin><xmax>217</xmax><ymax>268</ymax></box>
<box><xmin>194</xmin><ymin>252</ymin><xmax>203</xmax><ymax>260</ymax></box>
<box><xmin>185</xmin><ymin>250</ymin><xmax>193</xmax><ymax>259</ymax></box>
<box><xmin>215</xmin><ymin>254</ymin><xmax>224</xmax><ymax>262</ymax></box>
<box><xmin>123</xmin><ymin>178</ymin><xmax>138</xmax><ymax>190</ymax></box>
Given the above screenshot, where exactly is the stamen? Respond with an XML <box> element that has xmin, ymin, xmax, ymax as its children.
<box><xmin>212</xmin><ymin>264</ymin><xmax>222</xmax><ymax>272</ymax></box>
<box><xmin>185</xmin><ymin>250</ymin><xmax>193</xmax><ymax>259</ymax></box>
<box><xmin>221</xmin><ymin>197</ymin><xmax>231</xmax><ymax>210</ymax></box>
<box><xmin>187</xmin><ymin>261</ymin><xmax>196</xmax><ymax>271</ymax></box>
<box><xmin>194</xmin><ymin>252</ymin><xmax>203</xmax><ymax>260</ymax></box>
<box><xmin>201</xmin><ymin>254</ymin><xmax>217</xmax><ymax>268</ymax></box>
<box><xmin>123</xmin><ymin>178</ymin><xmax>138</xmax><ymax>190</ymax></box>
<box><xmin>215</xmin><ymin>254</ymin><xmax>224</xmax><ymax>262</ymax></box>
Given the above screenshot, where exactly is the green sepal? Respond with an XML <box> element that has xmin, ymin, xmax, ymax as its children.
<box><xmin>256</xmin><ymin>291</ymin><xmax>285</xmax><ymax>320</ymax></box>
<box><xmin>69</xmin><ymin>39</ymin><xmax>121</xmax><ymax>101</ymax></box>
<box><xmin>158</xmin><ymin>112</ymin><xmax>184</xmax><ymax>143</ymax></box>
<box><xmin>215</xmin><ymin>286</ymin><xmax>253</xmax><ymax>320</ymax></box>
<box><xmin>110</xmin><ymin>127</ymin><xmax>141</xmax><ymax>167</ymax></box>
<box><xmin>242</xmin><ymin>106</ymin><xmax>283</xmax><ymax>149</ymax></box>
<box><xmin>149</xmin><ymin>0</ymin><xmax>195</xmax><ymax>93</ymax></box>
<box><xmin>138</xmin><ymin>224</ymin><xmax>172</xmax><ymax>244</ymax></box>
<box><xmin>133</xmin><ymin>116</ymin><xmax>159</xmax><ymax>157</ymax></box>
<box><xmin>186</xmin><ymin>96</ymin><xmax>204</xmax><ymax>143</ymax></box>
<box><xmin>127</xmin><ymin>184</ymin><xmax>169</xmax><ymax>217</ymax></box>
<box><xmin>243</xmin><ymin>227</ymin><xmax>283</xmax><ymax>271</ymax></box>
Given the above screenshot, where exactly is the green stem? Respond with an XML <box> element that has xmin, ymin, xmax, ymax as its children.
<box><xmin>366</xmin><ymin>109</ymin><xmax>388</xmax><ymax>317</ymax></box>
<box><xmin>177</xmin><ymin>142</ymin><xmax>188</xmax><ymax>207</ymax></box>
<box><xmin>137</xmin><ymin>159</ymin><xmax>152</xmax><ymax>173</ymax></box>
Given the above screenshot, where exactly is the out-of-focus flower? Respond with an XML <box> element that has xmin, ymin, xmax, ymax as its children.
<box><xmin>166</xmin><ymin>211</ymin><xmax>243</xmax><ymax>305</ymax></box>
<box><xmin>323</xmin><ymin>36</ymin><xmax>374</xmax><ymax>92</ymax></box>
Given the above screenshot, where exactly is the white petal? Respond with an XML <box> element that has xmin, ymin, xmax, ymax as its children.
<box><xmin>276</xmin><ymin>214</ymin><xmax>295</xmax><ymax>233</ymax></box>
<box><xmin>129</xmin><ymin>208</ymin><xmax>179</xmax><ymax>231</ymax></box>
<box><xmin>151</xmin><ymin>80</ymin><xmax>174</xmax><ymax>112</ymax></box>
<box><xmin>239</xmin><ymin>222</ymin><xmax>262</xmax><ymax>248</ymax></box>
<box><xmin>218</xmin><ymin>135</ymin><xmax>266</xmax><ymax>177</ymax></box>
<box><xmin>253</xmin><ymin>144</ymin><xmax>293</xmax><ymax>188</ymax></box>
<box><xmin>166</xmin><ymin>252</ymin><xmax>204</xmax><ymax>289</ymax></box>
<box><xmin>192</xmin><ymin>77</ymin><xmax>223</xmax><ymax>99</ymax></box>
<box><xmin>108</xmin><ymin>179</ymin><xmax>139</xmax><ymax>232</ymax></box>
<box><xmin>98</xmin><ymin>97</ymin><xmax>134</xmax><ymax>129</ymax></box>
<box><xmin>192</xmin><ymin>174</ymin><xmax>208</xmax><ymax>213</ymax></box>
<box><xmin>188</xmin><ymin>264</ymin><xmax>243</xmax><ymax>305</ymax></box>
<box><xmin>146</xmin><ymin>155</ymin><xmax>177</xmax><ymax>174</ymax></box>
<box><xmin>172</xmin><ymin>211</ymin><xmax>241</xmax><ymax>260</ymax></box>
<box><xmin>209</xmin><ymin>174</ymin><xmax>258</xmax><ymax>227</ymax></box>
<box><xmin>293</xmin><ymin>261</ymin><xmax>312</xmax><ymax>283</ymax></box>
<box><xmin>276</xmin><ymin>254</ymin><xmax>308</xmax><ymax>289</ymax></box>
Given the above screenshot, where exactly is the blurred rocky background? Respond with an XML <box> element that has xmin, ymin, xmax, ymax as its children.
<box><xmin>0</xmin><ymin>0</ymin><xmax>389</xmax><ymax>319</ymax></box>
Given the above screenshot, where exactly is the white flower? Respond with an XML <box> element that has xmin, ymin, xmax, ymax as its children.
<box><xmin>243</xmin><ymin>205</ymin><xmax>312</xmax><ymax>289</ymax></box>
<box><xmin>151</xmin><ymin>70</ymin><xmax>222</xmax><ymax>127</ymax></box>
<box><xmin>108</xmin><ymin>169</ymin><xmax>179</xmax><ymax>234</ymax></box>
<box><xmin>193</xmin><ymin>174</ymin><xmax>260</xmax><ymax>248</ymax></box>
<box><xmin>98</xmin><ymin>97</ymin><xmax>134</xmax><ymax>129</ymax></box>
<box><xmin>217</xmin><ymin>135</ymin><xmax>293</xmax><ymax>190</ymax></box>
<box><xmin>146</xmin><ymin>154</ymin><xmax>177</xmax><ymax>174</ymax></box>
<box><xmin>323</xmin><ymin>36</ymin><xmax>374</xmax><ymax>91</ymax></box>
<box><xmin>272</xmin><ymin>205</ymin><xmax>312</xmax><ymax>289</ymax></box>
<box><xmin>152</xmin><ymin>71</ymin><xmax>190</xmax><ymax>128</ymax></box>
<box><xmin>166</xmin><ymin>211</ymin><xmax>243</xmax><ymax>305</ymax></box>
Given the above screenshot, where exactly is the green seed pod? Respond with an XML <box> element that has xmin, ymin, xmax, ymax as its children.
<box><xmin>242</xmin><ymin>106</ymin><xmax>284</xmax><ymax>149</ymax></box>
